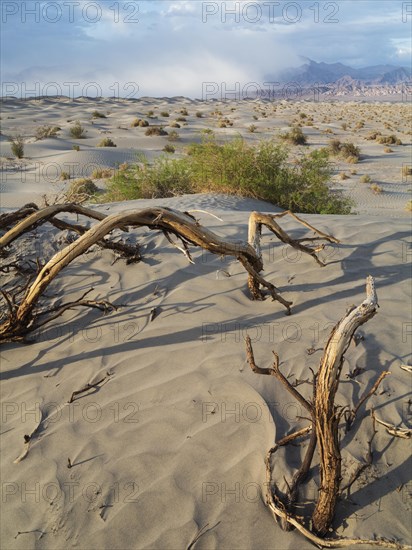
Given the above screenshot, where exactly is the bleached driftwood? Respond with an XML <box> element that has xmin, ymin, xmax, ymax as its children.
<box><xmin>0</xmin><ymin>205</ymin><xmax>337</xmax><ymax>343</ymax></box>
<box><xmin>246</xmin><ymin>278</ymin><xmax>409</xmax><ymax>548</ymax></box>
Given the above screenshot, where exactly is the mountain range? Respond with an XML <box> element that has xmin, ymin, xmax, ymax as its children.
<box><xmin>271</xmin><ymin>58</ymin><xmax>411</xmax><ymax>85</ymax></box>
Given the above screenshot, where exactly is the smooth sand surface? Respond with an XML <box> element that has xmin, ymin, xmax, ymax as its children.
<box><xmin>1</xmin><ymin>192</ymin><xmax>411</xmax><ymax>549</ymax></box>
<box><xmin>0</xmin><ymin>97</ymin><xmax>411</xmax><ymax>549</ymax></box>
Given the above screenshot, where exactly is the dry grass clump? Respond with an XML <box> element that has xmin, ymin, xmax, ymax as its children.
<box><xmin>69</xmin><ymin>121</ymin><xmax>87</xmax><ymax>139</ymax></box>
<box><xmin>169</xmin><ymin>121</ymin><xmax>181</xmax><ymax>128</ymax></box>
<box><xmin>167</xmin><ymin>130</ymin><xmax>180</xmax><ymax>142</ymax></box>
<box><xmin>370</xmin><ymin>183</ymin><xmax>383</xmax><ymax>194</ymax></box>
<box><xmin>339</xmin><ymin>172</ymin><xmax>349</xmax><ymax>180</ymax></box>
<box><xmin>163</xmin><ymin>144</ymin><xmax>175</xmax><ymax>153</ymax></box>
<box><xmin>384</xmin><ymin>147</ymin><xmax>393</xmax><ymax>153</ymax></box>
<box><xmin>9</xmin><ymin>135</ymin><xmax>24</xmax><ymax>158</ymax></box>
<box><xmin>376</xmin><ymin>134</ymin><xmax>402</xmax><ymax>145</ymax></box>
<box><xmin>92</xmin><ymin>168</ymin><xmax>114</xmax><ymax>179</ymax></box>
<box><xmin>327</xmin><ymin>139</ymin><xmax>360</xmax><ymax>162</ymax></box>
<box><xmin>145</xmin><ymin>127</ymin><xmax>168</xmax><ymax>136</ymax></box>
<box><xmin>60</xmin><ymin>171</ymin><xmax>70</xmax><ymax>181</ymax></box>
<box><xmin>248</xmin><ymin>124</ymin><xmax>257</xmax><ymax>133</ymax></box>
<box><xmin>65</xmin><ymin>178</ymin><xmax>98</xmax><ymax>202</ymax></box>
<box><xmin>98</xmin><ymin>138</ymin><xmax>117</xmax><ymax>147</ymax></box>
<box><xmin>280</xmin><ymin>125</ymin><xmax>307</xmax><ymax>145</ymax></box>
<box><xmin>131</xmin><ymin>118</ymin><xmax>149</xmax><ymax>127</ymax></box>
<box><xmin>91</xmin><ymin>110</ymin><xmax>106</xmax><ymax>119</ymax></box>
<box><xmin>35</xmin><ymin>125</ymin><xmax>61</xmax><ymax>140</ymax></box>
<box><xmin>360</xmin><ymin>174</ymin><xmax>372</xmax><ymax>183</ymax></box>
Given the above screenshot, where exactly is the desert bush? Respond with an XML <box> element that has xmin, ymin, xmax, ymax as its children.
<box><xmin>341</xmin><ymin>123</ymin><xmax>348</xmax><ymax>130</ymax></box>
<box><xmin>180</xmin><ymin>108</ymin><xmax>189</xmax><ymax>116</ymax></box>
<box><xmin>131</xmin><ymin>118</ymin><xmax>149</xmax><ymax>127</ymax></box>
<box><xmin>406</xmin><ymin>200</ymin><xmax>412</xmax><ymax>212</ymax></box>
<box><xmin>147</xmin><ymin>110</ymin><xmax>155</xmax><ymax>117</ymax></box>
<box><xmin>60</xmin><ymin>171</ymin><xmax>70</xmax><ymax>181</ymax></box>
<box><xmin>9</xmin><ymin>135</ymin><xmax>24</xmax><ymax>158</ymax></box>
<box><xmin>70</xmin><ymin>121</ymin><xmax>87</xmax><ymax>139</ymax></box>
<box><xmin>402</xmin><ymin>166</ymin><xmax>412</xmax><ymax>177</ymax></box>
<box><xmin>370</xmin><ymin>183</ymin><xmax>383</xmax><ymax>194</ymax></box>
<box><xmin>168</xmin><ymin>130</ymin><xmax>180</xmax><ymax>142</ymax></box>
<box><xmin>35</xmin><ymin>125</ymin><xmax>61</xmax><ymax>140</ymax></box>
<box><xmin>280</xmin><ymin>126</ymin><xmax>307</xmax><ymax>145</ymax></box>
<box><xmin>339</xmin><ymin>172</ymin><xmax>349</xmax><ymax>180</ymax></box>
<box><xmin>328</xmin><ymin>139</ymin><xmax>360</xmax><ymax>162</ymax></box>
<box><xmin>196</xmin><ymin>112</ymin><xmax>203</xmax><ymax>118</ymax></box>
<box><xmin>92</xmin><ymin>168</ymin><xmax>114</xmax><ymax>179</ymax></box>
<box><xmin>248</xmin><ymin>124</ymin><xmax>257</xmax><ymax>133</ymax></box>
<box><xmin>98</xmin><ymin>138</ymin><xmax>117</xmax><ymax>147</ymax></box>
<box><xmin>384</xmin><ymin>147</ymin><xmax>393</xmax><ymax>153</ymax></box>
<box><xmin>365</xmin><ymin>131</ymin><xmax>381</xmax><ymax>140</ymax></box>
<box><xmin>72</xmin><ymin>145</ymin><xmax>80</xmax><ymax>151</ymax></box>
<box><xmin>163</xmin><ymin>144</ymin><xmax>175</xmax><ymax>153</ymax></box>
<box><xmin>355</xmin><ymin>121</ymin><xmax>364</xmax><ymax>129</ymax></box>
<box><xmin>360</xmin><ymin>174</ymin><xmax>371</xmax><ymax>183</ymax></box>
<box><xmin>169</xmin><ymin>122</ymin><xmax>181</xmax><ymax>128</ymax></box>
<box><xmin>92</xmin><ymin>110</ymin><xmax>106</xmax><ymax>119</ymax></box>
<box><xmin>176</xmin><ymin>116</ymin><xmax>186</xmax><ymax>122</ymax></box>
<box><xmin>376</xmin><ymin>134</ymin><xmax>402</xmax><ymax>145</ymax></box>
<box><xmin>160</xmin><ymin>111</ymin><xmax>170</xmax><ymax>117</ymax></box>
<box><xmin>103</xmin><ymin>136</ymin><xmax>352</xmax><ymax>214</ymax></box>
<box><xmin>145</xmin><ymin>127</ymin><xmax>168</xmax><ymax>136</ymax></box>
<box><xmin>65</xmin><ymin>178</ymin><xmax>98</xmax><ymax>202</ymax></box>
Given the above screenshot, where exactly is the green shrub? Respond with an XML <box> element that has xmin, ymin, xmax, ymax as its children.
<box><xmin>145</xmin><ymin>127</ymin><xmax>168</xmax><ymax>136</ymax></box>
<box><xmin>70</xmin><ymin>121</ymin><xmax>87</xmax><ymax>139</ymax></box>
<box><xmin>280</xmin><ymin>126</ymin><xmax>307</xmax><ymax>145</ymax></box>
<box><xmin>9</xmin><ymin>135</ymin><xmax>24</xmax><ymax>158</ymax></box>
<box><xmin>35</xmin><ymin>125</ymin><xmax>61</xmax><ymax>140</ymax></box>
<box><xmin>98</xmin><ymin>138</ymin><xmax>117</xmax><ymax>147</ymax></box>
<box><xmin>65</xmin><ymin>178</ymin><xmax>98</xmax><ymax>202</ymax></box>
<box><xmin>102</xmin><ymin>136</ymin><xmax>352</xmax><ymax>214</ymax></box>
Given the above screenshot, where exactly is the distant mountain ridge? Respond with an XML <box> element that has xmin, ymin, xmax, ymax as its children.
<box><xmin>271</xmin><ymin>59</ymin><xmax>411</xmax><ymax>85</ymax></box>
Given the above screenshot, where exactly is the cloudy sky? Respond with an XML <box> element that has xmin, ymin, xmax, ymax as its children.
<box><xmin>1</xmin><ymin>0</ymin><xmax>411</xmax><ymax>98</ymax></box>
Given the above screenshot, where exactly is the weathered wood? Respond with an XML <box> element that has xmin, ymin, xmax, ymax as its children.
<box><xmin>311</xmin><ymin>276</ymin><xmax>378</xmax><ymax>536</ymax></box>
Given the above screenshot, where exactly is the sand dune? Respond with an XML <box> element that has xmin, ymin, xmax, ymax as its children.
<box><xmin>0</xmin><ymin>96</ymin><xmax>411</xmax><ymax>549</ymax></box>
<box><xmin>1</xmin><ymin>192</ymin><xmax>411</xmax><ymax>549</ymax></box>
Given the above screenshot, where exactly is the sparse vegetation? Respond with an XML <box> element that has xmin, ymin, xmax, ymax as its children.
<box><xmin>92</xmin><ymin>168</ymin><xmax>114</xmax><ymax>179</ymax></box>
<box><xmin>402</xmin><ymin>165</ymin><xmax>412</xmax><ymax>177</ymax></box>
<box><xmin>360</xmin><ymin>174</ymin><xmax>372</xmax><ymax>183</ymax></box>
<box><xmin>98</xmin><ymin>138</ymin><xmax>117</xmax><ymax>147</ymax></box>
<box><xmin>60</xmin><ymin>171</ymin><xmax>70</xmax><ymax>181</ymax></box>
<box><xmin>70</xmin><ymin>121</ymin><xmax>87</xmax><ymax>139</ymax></box>
<box><xmin>91</xmin><ymin>110</ymin><xmax>106</xmax><ymax>119</ymax></box>
<box><xmin>160</xmin><ymin>111</ymin><xmax>170</xmax><ymax>117</ymax></box>
<box><xmin>376</xmin><ymin>134</ymin><xmax>402</xmax><ymax>145</ymax></box>
<box><xmin>65</xmin><ymin>178</ymin><xmax>98</xmax><ymax>202</ymax></box>
<box><xmin>9</xmin><ymin>135</ymin><xmax>24</xmax><ymax>158</ymax></box>
<box><xmin>280</xmin><ymin>126</ymin><xmax>307</xmax><ymax>145</ymax></box>
<box><xmin>163</xmin><ymin>144</ymin><xmax>175</xmax><ymax>153</ymax></box>
<box><xmin>145</xmin><ymin>127</ymin><xmax>168</xmax><ymax>137</ymax></box>
<box><xmin>370</xmin><ymin>183</ymin><xmax>383</xmax><ymax>194</ymax></box>
<box><xmin>102</xmin><ymin>136</ymin><xmax>352</xmax><ymax>214</ymax></box>
<box><xmin>35</xmin><ymin>125</ymin><xmax>61</xmax><ymax>140</ymax></box>
<box><xmin>196</xmin><ymin>112</ymin><xmax>203</xmax><ymax>118</ymax></box>
<box><xmin>167</xmin><ymin>130</ymin><xmax>180</xmax><ymax>142</ymax></box>
<box><xmin>248</xmin><ymin>124</ymin><xmax>257</xmax><ymax>133</ymax></box>
<box><xmin>131</xmin><ymin>118</ymin><xmax>149</xmax><ymax>127</ymax></box>
<box><xmin>327</xmin><ymin>139</ymin><xmax>360</xmax><ymax>162</ymax></box>
<box><xmin>72</xmin><ymin>145</ymin><xmax>80</xmax><ymax>151</ymax></box>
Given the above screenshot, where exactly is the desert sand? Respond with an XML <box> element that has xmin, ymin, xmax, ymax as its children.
<box><xmin>0</xmin><ymin>97</ymin><xmax>411</xmax><ymax>550</ymax></box>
